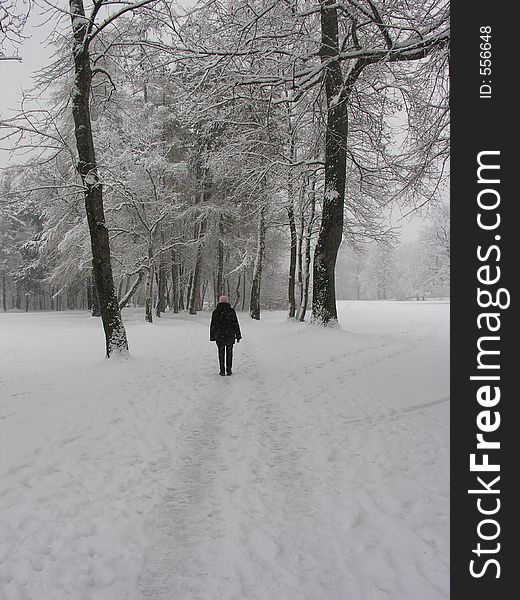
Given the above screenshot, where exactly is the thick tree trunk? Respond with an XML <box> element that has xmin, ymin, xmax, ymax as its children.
<box><xmin>312</xmin><ymin>1</ymin><xmax>348</xmax><ymax>325</ymax></box>
<box><xmin>69</xmin><ymin>0</ymin><xmax>128</xmax><ymax>356</ymax></box>
<box><xmin>249</xmin><ymin>205</ymin><xmax>266</xmax><ymax>320</ymax></box>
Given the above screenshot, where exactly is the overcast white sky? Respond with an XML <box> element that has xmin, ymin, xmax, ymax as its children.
<box><xmin>1</xmin><ymin>4</ymin><xmax>54</xmax><ymax>166</ymax></box>
<box><xmin>1</xmin><ymin>3</ymin><xmax>430</xmax><ymax>241</ymax></box>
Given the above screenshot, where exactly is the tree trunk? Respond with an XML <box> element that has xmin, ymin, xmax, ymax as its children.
<box><xmin>117</xmin><ymin>276</ymin><xmax>126</xmax><ymax>303</ymax></box>
<box><xmin>296</xmin><ymin>200</ymin><xmax>304</xmax><ymax>315</ymax></box>
<box><xmin>233</xmin><ymin>272</ymin><xmax>241</xmax><ymax>309</ymax></box>
<box><xmin>189</xmin><ymin>220</ymin><xmax>207</xmax><ymax>315</ymax></box>
<box><xmin>241</xmin><ymin>271</ymin><xmax>246</xmax><ymax>311</ymax></box>
<box><xmin>312</xmin><ymin>1</ymin><xmax>348</xmax><ymax>325</ymax></box>
<box><xmin>178</xmin><ymin>260</ymin><xmax>185</xmax><ymax>311</ymax></box>
<box><xmin>186</xmin><ymin>271</ymin><xmax>193</xmax><ymax>312</ymax></box>
<box><xmin>119</xmin><ymin>271</ymin><xmax>144</xmax><ymax>310</ymax></box>
<box><xmin>200</xmin><ymin>279</ymin><xmax>207</xmax><ymax>310</ymax></box>
<box><xmin>144</xmin><ymin>245</ymin><xmax>154</xmax><ymax>323</ymax></box>
<box><xmin>171</xmin><ymin>248</ymin><xmax>180</xmax><ymax>313</ymax></box>
<box><xmin>216</xmin><ymin>216</ymin><xmax>225</xmax><ymax>299</ymax></box>
<box><xmin>287</xmin><ymin>205</ymin><xmax>297</xmax><ymax>318</ymax></box>
<box><xmin>286</xmin><ymin>118</ymin><xmax>297</xmax><ymax>319</ymax></box>
<box><xmin>249</xmin><ymin>205</ymin><xmax>266</xmax><ymax>320</ymax></box>
<box><xmin>69</xmin><ymin>0</ymin><xmax>128</xmax><ymax>356</ymax></box>
<box><xmin>86</xmin><ymin>277</ymin><xmax>92</xmax><ymax>310</ymax></box>
<box><xmin>91</xmin><ymin>268</ymin><xmax>101</xmax><ymax>317</ymax></box>
<box><xmin>2</xmin><ymin>272</ymin><xmax>6</xmax><ymax>312</ymax></box>
<box><xmin>156</xmin><ymin>236</ymin><xmax>167</xmax><ymax>317</ymax></box>
<box><xmin>300</xmin><ymin>175</ymin><xmax>317</xmax><ymax>322</ymax></box>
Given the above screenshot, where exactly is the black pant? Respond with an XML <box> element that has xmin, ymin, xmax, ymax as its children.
<box><xmin>217</xmin><ymin>343</ymin><xmax>233</xmax><ymax>374</ymax></box>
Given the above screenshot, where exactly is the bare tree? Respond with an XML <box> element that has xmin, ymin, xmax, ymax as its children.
<box><xmin>167</xmin><ymin>0</ymin><xmax>449</xmax><ymax>324</ymax></box>
<box><xmin>67</xmin><ymin>0</ymin><xmax>159</xmax><ymax>351</ymax></box>
<box><xmin>249</xmin><ymin>203</ymin><xmax>266</xmax><ymax>320</ymax></box>
<box><xmin>0</xmin><ymin>0</ymin><xmax>30</xmax><ymax>60</ymax></box>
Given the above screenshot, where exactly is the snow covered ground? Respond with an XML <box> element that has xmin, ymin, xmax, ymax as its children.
<box><xmin>0</xmin><ymin>301</ymin><xmax>449</xmax><ymax>600</ymax></box>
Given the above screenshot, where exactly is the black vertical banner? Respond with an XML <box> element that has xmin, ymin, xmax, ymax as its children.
<box><xmin>451</xmin><ymin>2</ymin><xmax>517</xmax><ymax>598</ymax></box>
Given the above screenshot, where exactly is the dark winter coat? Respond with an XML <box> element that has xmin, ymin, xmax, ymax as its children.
<box><xmin>210</xmin><ymin>302</ymin><xmax>242</xmax><ymax>346</ymax></box>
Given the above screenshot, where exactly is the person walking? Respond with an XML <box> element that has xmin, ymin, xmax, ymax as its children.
<box><xmin>209</xmin><ymin>295</ymin><xmax>242</xmax><ymax>376</ymax></box>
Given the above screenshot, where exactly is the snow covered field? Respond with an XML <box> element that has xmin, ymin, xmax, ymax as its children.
<box><xmin>0</xmin><ymin>301</ymin><xmax>449</xmax><ymax>600</ymax></box>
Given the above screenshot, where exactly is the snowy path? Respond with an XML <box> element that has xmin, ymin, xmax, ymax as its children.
<box><xmin>0</xmin><ymin>302</ymin><xmax>449</xmax><ymax>600</ymax></box>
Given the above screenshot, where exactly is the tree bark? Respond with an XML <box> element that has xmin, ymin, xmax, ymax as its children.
<box><xmin>200</xmin><ymin>279</ymin><xmax>207</xmax><ymax>310</ymax></box>
<box><xmin>249</xmin><ymin>205</ymin><xmax>266</xmax><ymax>320</ymax></box>
<box><xmin>286</xmin><ymin>117</ymin><xmax>297</xmax><ymax>319</ymax></box>
<box><xmin>90</xmin><ymin>268</ymin><xmax>101</xmax><ymax>316</ymax></box>
<box><xmin>117</xmin><ymin>276</ymin><xmax>126</xmax><ymax>304</ymax></box>
<box><xmin>171</xmin><ymin>248</ymin><xmax>180</xmax><ymax>313</ymax></box>
<box><xmin>86</xmin><ymin>277</ymin><xmax>92</xmax><ymax>310</ymax></box>
<box><xmin>287</xmin><ymin>204</ymin><xmax>297</xmax><ymax>318</ymax></box>
<box><xmin>186</xmin><ymin>271</ymin><xmax>193</xmax><ymax>312</ymax></box>
<box><xmin>312</xmin><ymin>1</ymin><xmax>348</xmax><ymax>325</ymax></box>
<box><xmin>216</xmin><ymin>216</ymin><xmax>225</xmax><ymax>300</ymax></box>
<box><xmin>300</xmin><ymin>175</ymin><xmax>317</xmax><ymax>322</ymax></box>
<box><xmin>241</xmin><ymin>271</ymin><xmax>246</xmax><ymax>311</ymax></box>
<box><xmin>233</xmin><ymin>272</ymin><xmax>241</xmax><ymax>309</ymax></box>
<box><xmin>156</xmin><ymin>234</ymin><xmax>167</xmax><ymax>317</ymax></box>
<box><xmin>69</xmin><ymin>0</ymin><xmax>128</xmax><ymax>356</ymax></box>
<box><xmin>144</xmin><ymin>243</ymin><xmax>154</xmax><ymax>323</ymax></box>
<box><xmin>2</xmin><ymin>272</ymin><xmax>6</xmax><ymax>312</ymax></box>
<box><xmin>296</xmin><ymin>202</ymin><xmax>304</xmax><ymax>314</ymax></box>
<box><xmin>189</xmin><ymin>220</ymin><xmax>206</xmax><ymax>314</ymax></box>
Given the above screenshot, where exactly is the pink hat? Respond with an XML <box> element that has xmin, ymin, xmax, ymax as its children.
<box><xmin>218</xmin><ymin>295</ymin><xmax>229</xmax><ymax>303</ymax></box>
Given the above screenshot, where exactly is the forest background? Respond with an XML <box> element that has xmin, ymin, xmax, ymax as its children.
<box><xmin>1</xmin><ymin>0</ymin><xmax>450</xmax><ymax>355</ymax></box>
